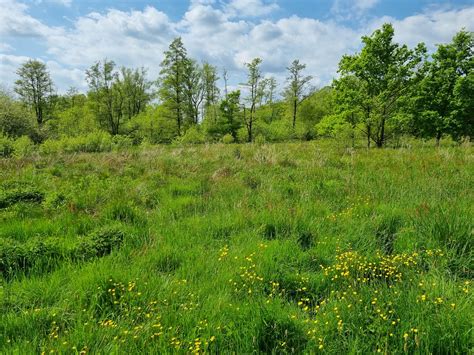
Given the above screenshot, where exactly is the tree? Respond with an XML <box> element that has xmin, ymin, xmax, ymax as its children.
<box><xmin>159</xmin><ymin>37</ymin><xmax>189</xmax><ymax>136</ymax></box>
<box><xmin>120</xmin><ymin>67</ymin><xmax>152</xmax><ymax>120</ymax></box>
<box><xmin>202</xmin><ymin>62</ymin><xmax>220</xmax><ymax>121</ymax></box>
<box><xmin>219</xmin><ymin>90</ymin><xmax>241</xmax><ymax>139</ymax></box>
<box><xmin>183</xmin><ymin>59</ymin><xmax>204</xmax><ymax>125</ymax></box>
<box><xmin>284</xmin><ymin>59</ymin><xmax>313</xmax><ymax>128</ymax></box>
<box><xmin>86</xmin><ymin>59</ymin><xmax>123</xmax><ymax>135</ymax></box>
<box><xmin>14</xmin><ymin>59</ymin><xmax>53</xmax><ymax>125</ymax></box>
<box><xmin>332</xmin><ymin>75</ymin><xmax>365</xmax><ymax>146</ymax></box>
<box><xmin>337</xmin><ymin>24</ymin><xmax>426</xmax><ymax>147</ymax></box>
<box><xmin>242</xmin><ymin>58</ymin><xmax>263</xmax><ymax>142</ymax></box>
<box><xmin>414</xmin><ymin>30</ymin><xmax>473</xmax><ymax>144</ymax></box>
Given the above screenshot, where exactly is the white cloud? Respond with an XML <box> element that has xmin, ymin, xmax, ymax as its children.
<box><xmin>46</xmin><ymin>6</ymin><xmax>176</xmax><ymax>70</ymax></box>
<box><xmin>0</xmin><ymin>0</ymin><xmax>59</xmax><ymax>37</ymax></box>
<box><xmin>0</xmin><ymin>54</ymin><xmax>30</xmax><ymax>91</ymax></box>
<box><xmin>367</xmin><ymin>7</ymin><xmax>474</xmax><ymax>51</ymax></box>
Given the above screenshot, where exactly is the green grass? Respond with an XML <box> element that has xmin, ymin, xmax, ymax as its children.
<box><xmin>0</xmin><ymin>141</ymin><xmax>472</xmax><ymax>354</ymax></box>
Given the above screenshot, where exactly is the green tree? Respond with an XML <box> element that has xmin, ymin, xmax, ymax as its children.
<box><xmin>86</xmin><ymin>59</ymin><xmax>123</xmax><ymax>135</ymax></box>
<box><xmin>120</xmin><ymin>67</ymin><xmax>152</xmax><ymax>120</ymax></box>
<box><xmin>337</xmin><ymin>23</ymin><xmax>426</xmax><ymax>147</ymax></box>
<box><xmin>183</xmin><ymin>59</ymin><xmax>204</xmax><ymax>125</ymax></box>
<box><xmin>284</xmin><ymin>59</ymin><xmax>313</xmax><ymax>129</ymax></box>
<box><xmin>242</xmin><ymin>58</ymin><xmax>263</xmax><ymax>142</ymax></box>
<box><xmin>14</xmin><ymin>59</ymin><xmax>53</xmax><ymax>125</ymax></box>
<box><xmin>159</xmin><ymin>37</ymin><xmax>189</xmax><ymax>136</ymax></box>
<box><xmin>414</xmin><ymin>30</ymin><xmax>473</xmax><ymax>144</ymax></box>
<box><xmin>219</xmin><ymin>90</ymin><xmax>241</xmax><ymax>139</ymax></box>
<box><xmin>202</xmin><ymin>62</ymin><xmax>220</xmax><ymax>122</ymax></box>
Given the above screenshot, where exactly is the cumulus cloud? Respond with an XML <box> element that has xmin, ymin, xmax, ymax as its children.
<box><xmin>0</xmin><ymin>0</ymin><xmax>473</xmax><ymax>93</ymax></box>
<box><xmin>367</xmin><ymin>7</ymin><xmax>474</xmax><ymax>51</ymax></box>
<box><xmin>0</xmin><ymin>0</ymin><xmax>60</xmax><ymax>37</ymax></box>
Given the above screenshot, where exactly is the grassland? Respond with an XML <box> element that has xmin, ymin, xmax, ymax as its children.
<box><xmin>0</xmin><ymin>141</ymin><xmax>472</xmax><ymax>354</ymax></box>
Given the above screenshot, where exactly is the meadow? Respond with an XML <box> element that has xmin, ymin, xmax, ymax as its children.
<box><xmin>0</xmin><ymin>141</ymin><xmax>472</xmax><ymax>354</ymax></box>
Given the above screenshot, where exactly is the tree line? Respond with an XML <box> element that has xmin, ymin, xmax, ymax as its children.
<box><xmin>1</xmin><ymin>23</ymin><xmax>472</xmax><ymax>147</ymax></box>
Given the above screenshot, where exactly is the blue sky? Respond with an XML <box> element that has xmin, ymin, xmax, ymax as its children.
<box><xmin>1</xmin><ymin>0</ymin><xmax>473</xmax><ymax>93</ymax></box>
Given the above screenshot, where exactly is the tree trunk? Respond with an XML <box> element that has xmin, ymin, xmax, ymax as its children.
<box><xmin>436</xmin><ymin>131</ymin><xmax>442</xmax><ymax>147</ymax></box>
<box><xmin>377</xmin><ymin>116</ymin><xmax>386</xmax><ymax>148</ymax></box>
<box><xmin>367</xmin><ymin>124</ymin><xmax>371</xmax><ymax>149</ymax></box>
<box><xmin>292</xmin><ymin>99</ymin><xmax>297</xmax><ymax>129</ymax></box>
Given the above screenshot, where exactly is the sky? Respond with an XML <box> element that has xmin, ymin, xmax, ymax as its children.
<box><xmin>0</xmin><ymin>0</ymin><xmax>473</xmax><ymax>94</ymax></box>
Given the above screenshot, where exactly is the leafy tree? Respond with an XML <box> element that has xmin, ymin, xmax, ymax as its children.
<box><xmin>202</xmin><ymin>62</ymin><xmax>220</xmax><ymax>121</ymax></box>
<box><xmin>14</xmin><ymin>59</ymin><xmax>53</xmax><ymax>125</ymax></box>
<box><xmin>332</xmin><ymin>76</ymin><xmax>365</xmax><ymax>146</ymax></box>
<box><xmin>219</xmin><ymin>90</ymin><xmax>241</xmax><ymax>139</ymax></box>
<box><xmin>242</xmin><ymin>58</ymin><xmax>263</xmax><ymax>142</ymax></box>
<box><xmin>262</xmin><ymin>77</ymin><xmax>278</xmax><ymax>122</ymax></box>
<box><xmin>86</xmin><ymin>59</ymin><xmax>123</xmax><ymax>135</ymax></box>
<box><xmin>183</xmin><ymin>59</ymin><xmax>204</xmax><ymax>125</ymax></box>
<box><xmin>414</xmin><ymin>30</ymin><xmax>473</xmax><ymax>144</ymax></box>
<box><xmin>284</xmin><ymin>59</ymin><xmax>313</xmax><ymax>128</ymax></box>
<box><xmin>120</xmin><ymin>67</ymin><xmax>152</xmax><ymax>120</ymax></box>
<box><xmin>159</xmin><ymin>37</ymin><xmax>189</xmax><ymax>136</ymax></box>
<box><xmin>337</xmin><ymin>24</ymin><xmax>426</xmax><ymax>147</ymax></box>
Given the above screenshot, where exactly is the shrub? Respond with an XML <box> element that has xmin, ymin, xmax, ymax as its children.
<box><xmin>0</xmin><ymin>134</ymin><xmax>14</xmax><ymax>157</ymax></box>
<box><xmin>0</xmin><ymin>92</ymin><xmax>35</xmax><ymax>138</ymax></box>
<box><xmin>0</xmin><ymin>188</ymin><xmax>44</xmax><ymax>209</ymax></box>
<box><xmin>12</xmin><ymin>136</ymin><xmax>35</xmax><ymax>158</ymax></box>
<box><xmin>222</xmin><ymin>133</ymin><xmax>234</xmax><ymax>144</ymax></box>
<box><xmin>178</xmin><ymin>126</ymin><xmax>206</xmax><ymax>144</ymax></box>
<box><xmin>0</xmin><ymin>238</ymin><xmax>64</xmax><ymax>279</ymax></box>
<box><xmin>112</xmin><ymin>135</ymin><xmax>134</xmax><ymax>150</ymax></box>
<box><xmin>75</xmin><ymin>226</ymin><xmax>126</xmax><ymax>260</ymax></box>
<box><xmin>254</xmin><ymin>134</ymin><xmax>266</xmax><ymax>145</ymax></box>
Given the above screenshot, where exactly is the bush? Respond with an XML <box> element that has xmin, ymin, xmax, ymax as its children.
<box><xmin>178</xmin><ymin>126</ymin><xmax>206</xmax><ymax>144</ymax></box>
<box><xmin>75</xmin><ymin>226</ymin><xmax>126</xmax><ymax>260</ymax></box>
<box><xmin>0</xmin><ymin>92</ymin><xmax>35</xmax><ymax>138</ymax></box>
<box><xmin>0</xmin><ymin>134</ymin><xmax>14</xmax><ymax>157</ymax></box>
<box><xmin>0</xmin><ymin>238</ymin><xmax>64</xmax><ymax>279</ymax></box>
<box><xmin>222</xmin><ymin>133</ymin><xmax>234</xmax><ymax>144</ymax></box>
<box><xmin>12</xmin><ymin>136</ymin><xmax>35</xmax><ymax>158</ymax></box>
<box><xmin>112</xmin><ymin>135</ymin><xmax>134</xmax><ymax>150</ymax></box>
<box><xmin>0</xmin><ymin>188</ymin><xmax>44</xmax><ymax>209</ymax></box>
<box><xmin>254</xmin><ymin>134</ymin><xmax>266</xmax><ymax>145</ymax></box>
<box><xmin>39</xmin><ymin>132</ymin><xmax>117</xmax><ymax>154</ymax></box>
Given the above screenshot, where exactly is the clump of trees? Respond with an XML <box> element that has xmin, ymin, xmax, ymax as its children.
<box><xmin>1</xmin><ymin>25</ymin><xmax>472</xmax><ymax>151</ymax></box>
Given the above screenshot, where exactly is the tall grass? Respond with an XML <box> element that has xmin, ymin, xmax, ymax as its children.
<box><xmin>0</xmin><ymin>141</ymin><xmax>472</xmax><ymax>353</ymax></box>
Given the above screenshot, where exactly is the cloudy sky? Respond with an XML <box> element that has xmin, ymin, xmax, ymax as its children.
<box><xmin>1</xmin><ymin>0</ymin><xmax>473</xmax><ymax>93</ymax></box>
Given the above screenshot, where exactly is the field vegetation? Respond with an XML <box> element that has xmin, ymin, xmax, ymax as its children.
<box><xmin>0</xmin><ymin>141</ymin><xmax>472</xmax><ymax>353</ymax></box>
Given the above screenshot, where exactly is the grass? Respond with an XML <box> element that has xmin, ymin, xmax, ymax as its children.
<box><xmin>0</xmin><ymin>141</ymin><xmax>472</xmax><ymax>353</ymax></box>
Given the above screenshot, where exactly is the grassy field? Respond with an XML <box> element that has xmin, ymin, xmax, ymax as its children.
<box><xmin>0</xmin><ymin>141</ymin><xmax>472</xmax><ymax>354</ymax></box>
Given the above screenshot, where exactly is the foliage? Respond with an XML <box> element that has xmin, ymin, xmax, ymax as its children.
<box><xmin>0</xmin><ymin>91</ymin><xmax>35</xmax><ymax>138</ymax></box>
<box><xmin>336</xmin><ymin>24</ymin><xmax>427</xmax><ymax>147</ymax></box>
<box><xmin>284</xmin><ymin>59</ymin><xmax>313</xmax><ymax>128</ymax></box>
<box><xmin>411</xmin><ymin>30</ymin><xmax>473</xmax><ymax>143</ymax></box>
<box><xmin>14</xmin><ymin>59</ymin><xmax>53</xmax><ymax>125</ymax></box>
